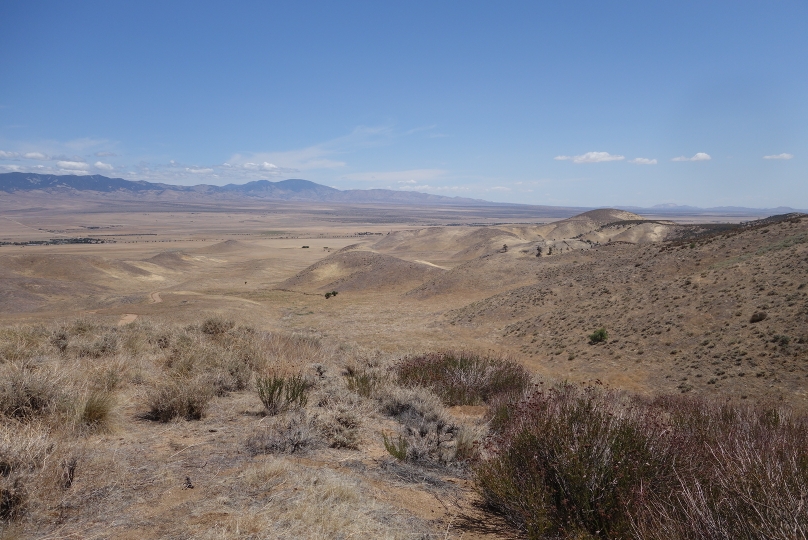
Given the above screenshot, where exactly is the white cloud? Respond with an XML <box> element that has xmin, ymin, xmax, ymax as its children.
<box><xmin>24</xmin><ymin>152</ymin><xmax>49</xmax><ymax>160</ymax></box>
<box><xmin>628</xmin><ymin>157</ymin><xmax>657</xmax><ymax>165</ymax></box>
<box><xmin>94</xmin><ymin>161</ymin><xmax>114</xmax><ymax>171</ymax></box>
<box><xmin>1</xmin><ymin>164</ymin><xmax>22</xmax><ymax>171</ymax></box>
<box><xmin>185</xmin><ymin>167</ymin><xmax>214</xmax><ymax>174</ymax></box>
<box><xmin>0</xmin><ymin>150</ymin><xmax>19</xmax><ymax>159</ymax></box>
<box><xmin>57</xmin><ymin>160</ymin><xmax>90</xmax><ymax>170</ymax></box>
<box><xmin>342</xmin><ymin>169</ymin><xmax>448</xmax><ymax>182</ymax></box>
<box><xmin>672</xmin><ymin>152</ymin><xmax>711</xmax><ymax>162</ymax></box>
<box><xmin>242</xmin><ymin>162</ymin><xmax>279</xmax><ymax>171</ymax></box>
<box><xmin>555</xmin><ymin>151</ymin><xmax>625</xmax><ymax>164</ymax></box>
<box><xmin>763</xmin><ymin>153</ymin><xmax>794</xmax><ymax>160</ymax></box>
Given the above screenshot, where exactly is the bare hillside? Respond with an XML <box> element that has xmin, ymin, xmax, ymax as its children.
<box><xmin>446</xmin><ymin>213</ymin><xmax>808</xmax><ymax>406</ymax></box>
<box><xmin>280</xmin><ymin>250</ymin><xmax>445</xmax><ymax>292</ymax></box>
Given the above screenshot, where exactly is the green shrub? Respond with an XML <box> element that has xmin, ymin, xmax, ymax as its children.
<box><xmin>382</xmin><ymin>433</ymin><xmax>408</xmax><ymax>461</ymax></box>
<box><xmin>256</xmin><ymin>372</ymin><xmax>312</xmax><ymax>415</ymax></box>
<box><xmin>395</xmin><ymin>351</ymin><xmax>531</xmax><ymax>406</ymax></box>
<box><xmin>344</xmin><ymin>366</ymin><xmax>380</xmax><ymax>398</ymax></box>
<box><xmin>750</xmin><ymin>311</ymin><xmax>767</xmax><ymax>323</ymax></box>
<box><xmin>588</xmin><ymin>328</ymin><xmax>608</xmax><ymax>344</ymax></box>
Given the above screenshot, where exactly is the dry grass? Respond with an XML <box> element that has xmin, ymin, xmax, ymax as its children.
<box><xmin>195</xmin><ymin>457</ymin><xmax>432</xmax><ymax>540</ymax></box>
<box><xmin>0</xmin><ymin>318</ymin><xmax>474</xmax><ymax>537</ymax></box>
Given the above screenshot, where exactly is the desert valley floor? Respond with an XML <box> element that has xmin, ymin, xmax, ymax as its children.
<box><xmin>1</xmin><ymin>195</ymin><xmax>807</xmax><ymax>538</ymax></box>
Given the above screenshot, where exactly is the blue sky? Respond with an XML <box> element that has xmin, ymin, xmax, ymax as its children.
<box><xmin>0</xmin><ymin>1</ymin><xmax>806</xmax><ymax>208</ymax></box>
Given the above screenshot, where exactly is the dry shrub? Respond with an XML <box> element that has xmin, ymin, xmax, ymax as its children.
<box><xmin>0</xmin><ymin>326</ymin><xmax>52</xmax><ymax>363</ymax></box>
<box><xmin>379</xmin><ymin>386</ymin><xmax>463</xmax><ymax>465</ymax></box>
<box><xmin>316</xmin><ymin>408</ymin><xmax>361</xmax><ymax>449</ymax></box>
<box><xmin>75</xmin><ymin>333</ymin><xmax>118</xmax><ymax>359</ymax></box>
<box><xmin>200</xmin><ymin>316</ymin><xmax>235</xmax><ymax>336</ymax></box>
<box><xmin>0</xmin><ymin>361</ymin><xmax>65</xmax><ymax>420</ymax></box>
<box><xmin>396</xmin><ymin>351</ymin><xmax>531</xmax><ymax>406</ymax></box>
<box><xmin>246</xmin><ymin>412</ymin><xmax>321</xmax><ymax>455</ymax></box>
<box><xmin>143</xmin><ymin>377</ymin><xmax>213</xmax><ymax>422</ymax></box>
<box><xmin>475</xmin><ymin>383</ymin><xmax>808</xmax><ymax>540</ymax></box>
<box><xmin>0</xmin><ymin>423</ymin><xmax>76</xmax><ymax>523</ymax></box>
<box><xmin>161</xmin><ymin>330</ymin><xmax>252</xmax><ymax>395</ymax></box>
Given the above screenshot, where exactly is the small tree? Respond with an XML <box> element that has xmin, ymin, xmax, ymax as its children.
<box><xmin>536</xmin><ymin>246</ymin><xmax>543</xmax><ymax>257</ymax></box>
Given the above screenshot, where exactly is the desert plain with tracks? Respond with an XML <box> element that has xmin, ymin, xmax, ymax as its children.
<box><xmin>1</xmin><ymin>192</ymin><xmax>807</xmax><ymax>538</ymax></box>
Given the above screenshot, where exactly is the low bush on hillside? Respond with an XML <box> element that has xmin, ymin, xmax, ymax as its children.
<box><xmin>395</xmin><ymin>351</ymin><xmax>531</xmax><ymax>406</ymax></box>
<box><xmin>256</xmin><ymin>372</ymin><xmax>313</xmax><ymax>415</ymax></box>
<box><xmin>378</xmin><ymin>386</ymin><xmax>469</xmax><ymax>465</ymax></box>
<box><xmin>246</xmin><ymin>412</ymin><xmax>321</xmax><ymax>455</ymax></box>
<box><xmin>143</xmin><ymin>377</ymin><xmax>213</xmax><ymax>422</ymax></box>
<box><xmin>344</xmin><ymin>365</ymin><xmax>381</xmax><ymax>398</ymax></box>
<box><xmin>588</xmin><ymin>327</ymin><xmax>608</xmax><ymax>344</ymax></box>
<box><xmin>474</xmin><ymin>383</ymin><xmax>808</xmax><ymax>539</ymax></box>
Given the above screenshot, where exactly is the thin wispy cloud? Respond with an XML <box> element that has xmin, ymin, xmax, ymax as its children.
<box><xmin>24</xmin><ymin>152</ymin><xmax>49</xmax><ymax>160</ymax></box>
<box><xmin>763</xmin><ymin>153</ymin><xmax>794</xmax><ymax>160</ymax></box>
<box><xmin>342</xmin><ymin>169</ymin><xmax>448</xmax><ymax>183</ymax></box>
<box><xmin>226</xmin><ymin>125</ymin><xmax>392</xmax><ymax>174</ymax></box>
<box><xmin>555</xmin><ymin>151</ymin><xmax>625</xmax><ymax>164</ymax></box>
<box><xmin>0</xmin><ymin>151</ymin><xmax>19</xmax><ymax>159</ymax></box>
<box><xmin>672</xmin><ymin>152</ymin><xmax>711</xmax><ymax>162</ymax></box>
<box><xmin>628</xmin><ymin>157</ymin><xmax>657</xmax><ymax>165</ymax></box>
<box><xmin>94</xmin><ymin>161</ymin><xmax>114</xmax><ymax>170</ymax></box>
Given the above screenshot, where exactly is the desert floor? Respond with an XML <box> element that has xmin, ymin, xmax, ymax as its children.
<box><xmin>0</xmin><ymin>196</ymin><xmax>805</xmax><ymax>538</ymax></box>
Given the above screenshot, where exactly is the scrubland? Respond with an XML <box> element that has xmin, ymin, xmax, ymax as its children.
<box><xmin>2</xmin><ymin>200</ymin><xmax>808</xmax><ymax>538</ymax></box>
<box><xmin>2</xmin><ymin>318</ymin><xmax>807</xmax><ymax>539</ymax></box>
<box><xmin>0</xmin><ymin>318</ymin><xmax>513</xmax><ymax>538</ymax></box>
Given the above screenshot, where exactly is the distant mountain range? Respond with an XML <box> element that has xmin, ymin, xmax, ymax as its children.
<box><xmin>0</xmin><ymin>172</ymin><xmax>497</xmax><ymax>206</ymax></box>
<box><xmin>0</xmin><ymin>172</ymin><xmax>802</xmax><ymax>214</ymax></box>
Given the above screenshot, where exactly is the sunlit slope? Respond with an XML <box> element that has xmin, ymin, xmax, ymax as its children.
<box><xmin>447</xmin><ymin>213</ymin><xmax>808</xmax><ymax>404</ymax></box>
<box><xmin>280</xmin><ymin>250</ymin><xmax>445</xmax><ymax>292</ymax></box>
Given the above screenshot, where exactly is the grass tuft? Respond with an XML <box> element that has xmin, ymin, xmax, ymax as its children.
<box><xmin>143</xmin><ymin>378</ymin><xmax>213</xmax><ymax>422</ymax></box>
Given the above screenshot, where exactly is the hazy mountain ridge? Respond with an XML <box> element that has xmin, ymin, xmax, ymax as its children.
<box><xmin>0</xmin><ymin>173</ymin><xmax>494</xmax><ymax>206</ymax></box>
<box><xmin>0</xmin><ymin>172</ymin><xmax>802</xmax><ymax>213</ymax></box>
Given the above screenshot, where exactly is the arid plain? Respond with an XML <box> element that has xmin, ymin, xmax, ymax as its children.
<box><xmin>1</xmin><ymin>193</ymin><xmax>806</xmax><ymax>538</ymax></box>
